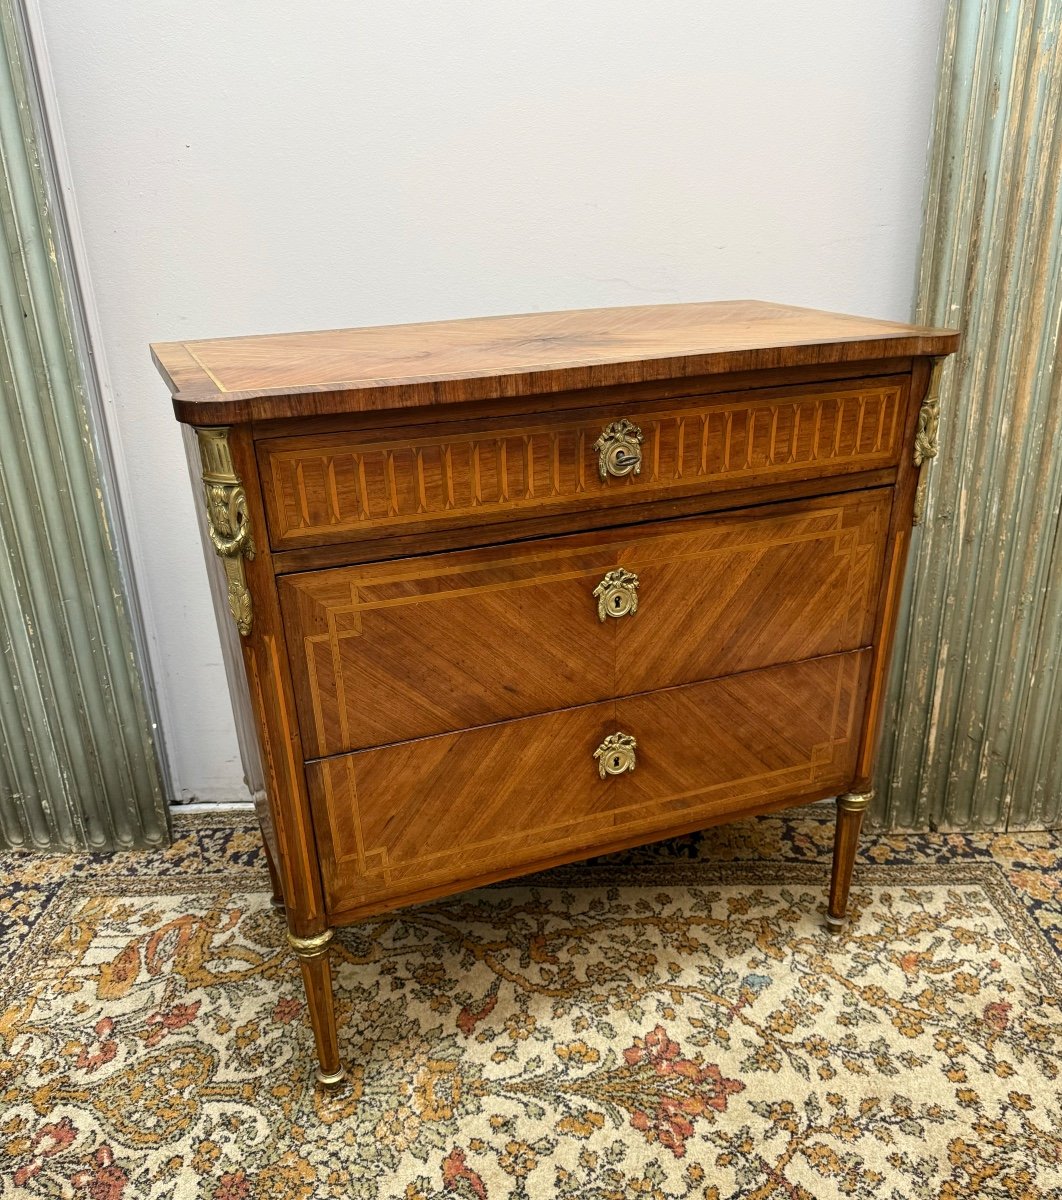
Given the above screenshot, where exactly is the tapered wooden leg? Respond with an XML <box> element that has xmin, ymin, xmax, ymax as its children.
<box><xmin>261</xmin><ymin>834</ymin><xmax>285</xmax><ymax>911</ymax></box>
<box><xmin>826</xmin><ymin>790</ymin><xmax>873</xmax><ymax>933</ymax></box>
<box><xmin>287</xmin><ymin>929</ymin><xmax>346</xmax><ymax>1089</ymax></box>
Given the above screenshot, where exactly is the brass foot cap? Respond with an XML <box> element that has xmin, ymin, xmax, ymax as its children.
<box><xmin>315</xmin><ymin>1065</ymin><xmax>347</xmax><ymax>1091</ymax></box>
<box><xmin>824</xmin><ymin>913</ymin><xmax>846</xmax><ymax>936</ymax></box>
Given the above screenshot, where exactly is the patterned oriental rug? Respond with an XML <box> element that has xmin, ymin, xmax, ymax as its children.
<box><xmin>2</xmin><ymin>810</ymin><xmax>1062</xmax><ymax>1199</ymax></box>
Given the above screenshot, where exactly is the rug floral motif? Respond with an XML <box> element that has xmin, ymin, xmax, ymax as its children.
<box><xmin>2</xmin><ymin>810</ymin><xmax>1062</xmax><ymax>1198</ymax></box>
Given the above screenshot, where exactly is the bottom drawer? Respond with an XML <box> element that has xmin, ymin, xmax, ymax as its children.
<box><xmin>309</xmin><ymin>650</ymin><xmax>871</xmax><ymax>920</ymax></box>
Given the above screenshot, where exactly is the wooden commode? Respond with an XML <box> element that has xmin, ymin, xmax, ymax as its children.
<box><xmin>154</xmin><ymin>300</ymin><xmax>958</xmax><ymax>1088</ymax></box>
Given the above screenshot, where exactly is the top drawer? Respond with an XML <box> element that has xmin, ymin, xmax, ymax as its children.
<box><xmin>257</xmin><ymin>376</ymin><xmax>907</xmax><ymax>550</ymax></box>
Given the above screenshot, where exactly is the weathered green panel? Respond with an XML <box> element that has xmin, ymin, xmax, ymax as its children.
<box><xmin>877</xmin><ymin>0</ymin><xmax>1062</xmax><ymax>830</ymax></box>
<box><xmin>0</xmin><ymin>1</ymin><xmax>167</xmax><ymax>848</ymax></box>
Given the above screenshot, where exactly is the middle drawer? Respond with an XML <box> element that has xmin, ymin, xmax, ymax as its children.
<box><xmin>279</xmin><ymin>488</ymin><xmax>890</xmax><ymax>758</ymax></box>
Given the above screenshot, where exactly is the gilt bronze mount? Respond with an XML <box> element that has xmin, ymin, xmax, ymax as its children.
<box><xmin>594</xmin><ymin>418</ymin><xmax>644</xmax><ymax>481</ymax></box>
<box><xmin>593</xmin><ymin>568</ymin><xmax>640</xmax><ymax>621</ymax></box>
<box><xmin>196</xmin><ymin>426</ymin><xmax>255</xmax><ymax>635</ymax></box>
<box><xmin>913</xmin><ymin>358</ymin><xmax>945</xmax><ymax>525</ymax></box>
<box><xmin>594</xmin><ymin>731</ymin><xmax>637</xmax><ymax>778</ymax></box>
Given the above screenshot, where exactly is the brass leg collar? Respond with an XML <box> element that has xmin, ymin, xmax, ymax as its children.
<box><xmin>315</xmin><ymin>1064</ymin><xmax>348</xmax><ymax>1090</ymax></box>
<box><xmin>287</xmin><ymin>928</ymin><xmax>334</xmax><ymax>959</ymax></box>
<box><xmin>838</xmin><ymin>790</ymin><xmax>874</xmax><ymax>814</ymax></box>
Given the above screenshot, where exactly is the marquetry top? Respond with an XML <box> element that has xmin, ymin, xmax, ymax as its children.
<box><xmin>153</xmin><ymin>299</ymin><xmax>958</xmax><ymax>426</ymax></box>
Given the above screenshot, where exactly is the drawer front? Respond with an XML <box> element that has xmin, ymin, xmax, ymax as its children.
<box><xmin>259</xmin><ymin>377</ymin><xmax>906</xmax><ymax>549</ymax></box>
<box><xmin>280</xmin><ymin>491</ymin><xmax>888</xmax><ymax>757</ymax></box>
<box><xmin>309</xmin><ymin>650</ymin><xmax>871</xmax><ymax>919</ymax></box>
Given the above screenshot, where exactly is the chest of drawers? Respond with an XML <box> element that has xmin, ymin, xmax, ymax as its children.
<box><xmin>154</xmin><ymin>300</ymin><xmax>957</xmax><ymax>1088</ymax></box>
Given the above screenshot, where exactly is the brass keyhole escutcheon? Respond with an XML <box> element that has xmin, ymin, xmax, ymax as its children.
<box><xmin>593</xmin><ymin>568</ymin><xmax>639</xmax><ymax>622</ymax></box>
<box><xmin>594</xmin><ymin>731</ymin><xmax>637</xmax><ymax>779</ymax></box>
<box><xmin>594</xmin><ymin>419</ymin><xmax>644</xmax><ymax>481</ymax></box>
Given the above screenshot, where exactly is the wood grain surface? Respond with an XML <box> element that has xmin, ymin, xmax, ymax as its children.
<box><xmin>281</xmin><ymin>491</ymin><xmax>889</xmax><ymax>757</ymax></box>
<box><xmin>151</xmin><ymin>299</ymin><xmax>957</xmax><ymax>424</ymax></box>
<box><xmin>196</xmin><ymin>427</ymin><xmax>328</xmax><ymax>938</ymax></box>
<box><xmin>308</xmin><ymin>650</ymin><xmax>870</xmax><ymax>919</ymax></box>
<box><xmin>163</xmin><ymin>298</ymin><xmax>957</xmax><ymax>1082</ymax></box>
<box><xmin>259</xmin><ymin>377</ymin><xmax>906</xmax><ymax>550</ymax></box>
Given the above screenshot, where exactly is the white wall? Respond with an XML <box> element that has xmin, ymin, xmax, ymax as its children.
<box><xmin>31</xmin><ymin>1</ymin><xmax>945</xmax><ymax>802</ymax></box>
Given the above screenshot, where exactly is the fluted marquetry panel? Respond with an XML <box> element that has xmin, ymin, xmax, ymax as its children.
<box><xmin>878</xmin><ymin>0</ymin><xmax>1062</xmax><ymax>829</ymax></box>
<box><xmin>259</xmin><ymin>380</ymin><xmax>904</xmax><ymax>548</ymax></box>
<box><xmin>0</xmin><ymin>3</ymin><xmax>165</xmax><ymax>849</ymax></box>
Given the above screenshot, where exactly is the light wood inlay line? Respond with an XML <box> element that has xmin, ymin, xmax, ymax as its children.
<box><xmin>266</xmin><ymin>635</ymin><xmax>317</xmax><ymax>888</ymax></box>
<box><xmin>296</xmin><ymin>527</ymin><xmax>853</xmax><ymax>618</ymax></box>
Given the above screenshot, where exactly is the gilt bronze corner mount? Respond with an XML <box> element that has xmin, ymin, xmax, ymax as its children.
<box><xmin>195</xmin><ymin>426</ymin><xmax>255</xmax><ymax>636</ymax></box>
<box><xmin>913</xmin><ymin>357</ymin><xmax>946</xmax><ymax>525</ymax></box>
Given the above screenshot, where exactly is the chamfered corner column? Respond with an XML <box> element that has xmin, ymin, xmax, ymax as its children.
<box><xmin>261</xmin><ymin>835</ymin><xmax>285</xmax><ymax>912</ymax></box>
<box><xmin>826</xmin><ymin>790</ymin><xmax>874</xmax><ymax>934</ymax></box>
<box><xmin>287</xmin><ymin>928</ymin><xmax>346</xmax><ymax>1089</ymax></box>
<box><xmin>189</xmin><ymin>421</ymin><xmax>344</xmax><ymax>1089</ymax></box>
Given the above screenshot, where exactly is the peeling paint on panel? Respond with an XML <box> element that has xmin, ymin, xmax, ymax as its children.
<box><xmin>0</xmin><ymin>1</ymin><xmax>166</xmax><ymax>850</ymax></box>
<box><xmin>875</xmin><ymin>0</ymin><xmax>1062</xmax><ymax>832</ymax></box>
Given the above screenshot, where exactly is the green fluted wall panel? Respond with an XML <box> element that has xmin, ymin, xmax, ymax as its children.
<box><xmin>877</xmin><ymin>0</ymin><xmax>1062</xmax><ymax>830</ymax></box>
<box><xmin>0</xmin><ymin>2</ymin><xmax>166</xmax><ymax>849</ymax></box>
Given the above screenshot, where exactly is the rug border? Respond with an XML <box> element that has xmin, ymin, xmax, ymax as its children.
<box><xmin>4</xmin><ymin>859</ymin><xmax>1060</xmax><ymax>1013</ymax></box>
